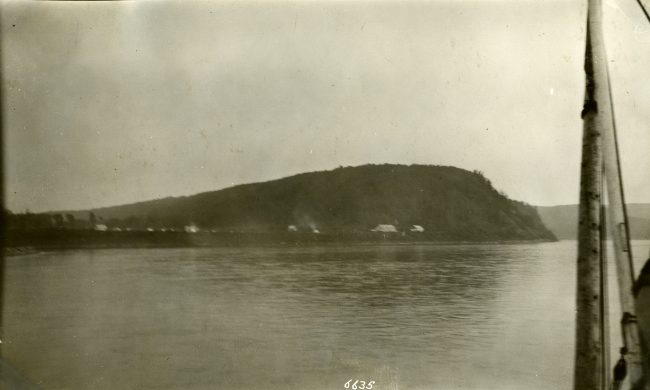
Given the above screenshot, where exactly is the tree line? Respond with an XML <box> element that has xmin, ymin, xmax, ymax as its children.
<box><xmin>2</xmin><ymin>210</ymin><xmax>194</xmax><ymax>231</ymax></box>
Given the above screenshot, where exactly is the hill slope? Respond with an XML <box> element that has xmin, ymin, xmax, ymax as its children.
<box><xmin>64</xmin><ymin>164</ymin><xmax>556</xmax><ymax>241</ymax></box>
<box><xmin>537</xmin><ymin>204</ymin><xmax>650</xmax><ymax>240</ymax></box>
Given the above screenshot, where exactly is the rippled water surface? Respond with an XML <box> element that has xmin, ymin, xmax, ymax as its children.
<box><xmin>3</xmin><ymin>241</ymin><xmax>649</xmax><ymax>389</ymax></box>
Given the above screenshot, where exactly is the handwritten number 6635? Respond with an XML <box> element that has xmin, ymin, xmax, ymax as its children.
<box><xmin>344</xmin><ymin>379</ymin><xmax>375</xmax><ymax>389</ymax></box>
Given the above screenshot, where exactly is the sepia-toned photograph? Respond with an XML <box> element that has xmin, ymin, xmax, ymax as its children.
<box><xmin>1</xmin><ymin>0</ymin><xmax>650</xmax><ymax>389</ymax></box>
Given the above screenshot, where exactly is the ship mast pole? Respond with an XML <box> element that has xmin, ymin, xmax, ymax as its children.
<box><xmin>588</xmin><ymin>0</ymin><xmax>645</xmax><ymax>385</ymax></box>
<box><xmin>573</xmin><ymin>0</ymin><xmax>619</xmax><ymax>387</ymax></box>
<box><xmin>574</xmin><ymin>0</ymin><xmax>606</xmax><ymax>386</ymax></box>
<box><xmin>576</xmin><ymin>0</ymin><xmax>647</xmax><ymax>388</ymax></box>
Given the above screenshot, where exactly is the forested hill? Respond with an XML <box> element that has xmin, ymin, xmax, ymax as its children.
<box><xmin>58</xmin><ymin>164</ymin><xmax>556</xmax><ymax>241</ymax></box>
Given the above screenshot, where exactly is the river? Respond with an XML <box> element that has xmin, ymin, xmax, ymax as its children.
<box><xmin>3</xmin><ymin>241</ymin><xmax>649</xmax><ymax>389</ymax></box>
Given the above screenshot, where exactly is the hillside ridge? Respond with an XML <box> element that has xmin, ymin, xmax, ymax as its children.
<box><xmin>37</xmin><ymin>164</ymin><xmax>556</xmax><ymax>242</ymax></box>
<box><xmin>537</xmin><ymin>204</ymin><xmax>650</xmax><ymax>240</ymax></box>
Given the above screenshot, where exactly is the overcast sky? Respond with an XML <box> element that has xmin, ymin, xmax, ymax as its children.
<box><xmin>2</xmin><ymin>0</ymin><xmax>649</xmax><ymax>212</ymax></box>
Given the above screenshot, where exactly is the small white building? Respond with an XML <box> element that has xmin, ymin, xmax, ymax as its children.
<box><xmin>288</xmin><ymin>225</ymin><xmax>298</xmax><ymax>232</ymax></box>
<box><xmin>410</xmin><ymin>225</ymin><xmax>425</xmax><ymax>232</ymax></box>
<box><xmin>94</xmin><ymin>224</ymin><xmax>108</xmax><ymax>232</ymax></box>
<box><xmin>185</xmin><ymin>225</ymin><xmax>200</xmax><ymax>233</ymax></box>
<box><xmin>371</xmin><ymin>224</ymin><xmax>398</xmax><ymax>233</ymax></box>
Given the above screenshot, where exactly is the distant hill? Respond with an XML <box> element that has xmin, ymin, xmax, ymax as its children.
<box><xmin>537</xmin><ymin>204</ymin><xmax>650</xmax><ymax>240</ymax></box>
<box><xmin>56</xmin><ymin>164</ymin><xmax>556</xmax><ymax>242</ymax></box>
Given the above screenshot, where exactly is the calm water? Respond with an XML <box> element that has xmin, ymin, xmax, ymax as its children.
<box><xmin>3</xmin><ymin>241</ymin><xmax>649</xmax><ymax>390</ymax></box>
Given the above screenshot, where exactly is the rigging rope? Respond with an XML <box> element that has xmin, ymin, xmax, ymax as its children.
<box><xmin>602</xmin><ymin>19</ymin><xmax>649</xmax><ymax>390</ymax></box>
<box><xmin>636</xmin><ymin>0</ymin><xmax>650</xmax><ymax>25</ymax></box>
<box><xmin>605</xmin><ymin>54</ymin><xmax>636</xmax><ymax>283</ymax></box>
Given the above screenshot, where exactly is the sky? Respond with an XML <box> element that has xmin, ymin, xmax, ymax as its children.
<box><xmin>2</xmin><ymin>0</ymin><xmax>649</xmax><ymax>213</ymax></box>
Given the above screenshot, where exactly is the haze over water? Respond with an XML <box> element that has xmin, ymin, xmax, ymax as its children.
<box><xmin>3</xmin><ymin>241</ymin><xmax>649</xmax><ymax>390</ymax></box>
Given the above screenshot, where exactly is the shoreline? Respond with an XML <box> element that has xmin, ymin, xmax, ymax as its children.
<box><xmin>3</xmin><ymin>229</ymin><xmax>557</xmax><ymax>253</ymax></box>
<box><xmin>3</xmin><ymin>246</ymin><xmax>40</xmax><ymax>257</ymax></box>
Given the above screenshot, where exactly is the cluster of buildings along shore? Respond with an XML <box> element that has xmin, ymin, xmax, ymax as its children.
<box><xmin>93</xmin><ymin>224</ymin><xmax>200</xmax><ymax>234</ymax></box>
<box><xmin>94</xmin><ymin>223</ymin><xmax>425</xmax><ymax>235</ymax></box>
<box><xmin>5</xmin><ymin>211</ymin><xmax>426</xmax><ymax>235</ymax></box>
<box><xmin>283</xmin><ymin>224</ymin><xmax>425</xmax><ymax>235</ymax></box>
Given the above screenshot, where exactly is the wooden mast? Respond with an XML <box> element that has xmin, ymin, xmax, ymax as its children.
<box><xmin>585</xmin><ymin>0</ymin><xmax>646</xmax><ymax>385</ymax></box>
<box><xmin>574</xmin><ymin>0</ymin><xmax>605</xmax><ymax>387</ymax></box>
<box><xmin>576</xmin><ymin>0</ymin><xmax>647</xmax><ymax>388</ymax></box>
